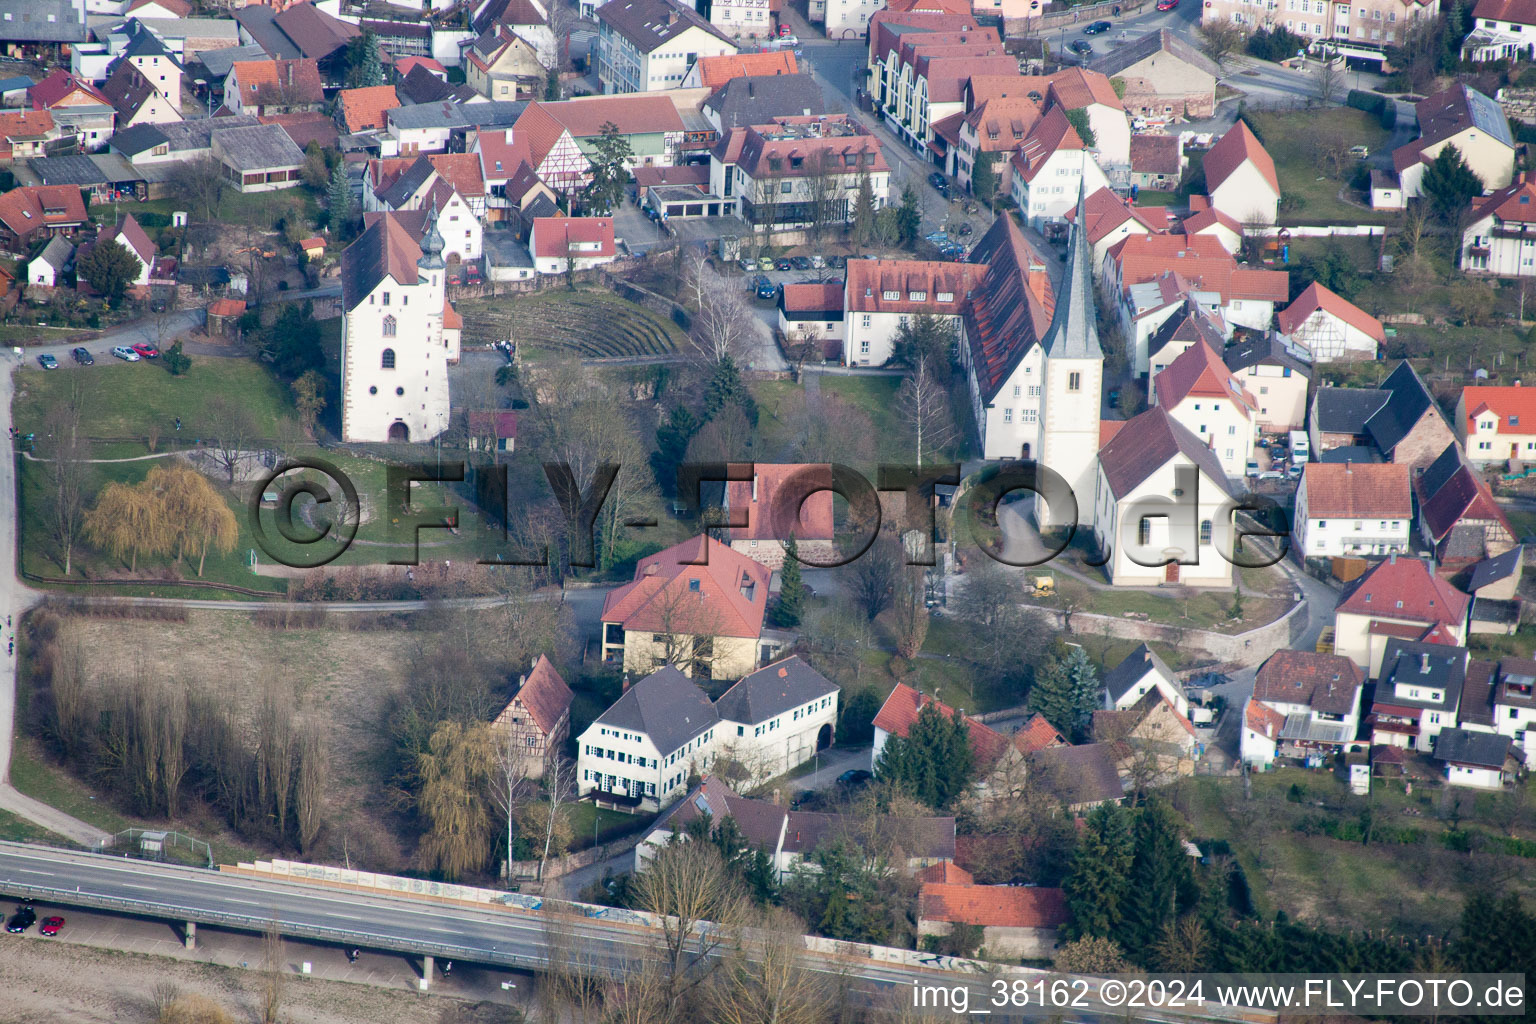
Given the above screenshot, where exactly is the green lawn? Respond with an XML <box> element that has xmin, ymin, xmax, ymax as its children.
<box><xmin>13</xmin><ymin>355</ymin><xmax>297</xmax><ymax>441</ymax></box>
<box><xmin>1050</xmin><ymin>575</ymin><xmax>1289</xmax><ymax>633</ymax></box>
<box><xmin>754</xmin><ymin>373</ymin><xmax>974</xmax><ymax>467</ymax></box>
<box><xmin>567</xmin><ymin>802</ymin><xmax>648</xmax><ymax>851</ymax></box>
<box><xmin>1130</xmin><ymin>189</ymin><xmax>1179</xmax><ymax>207</ymax></box>
<box><xmin>0</xmin><ymin>808</ymin><xmax>76</xmax><ymax>847</ymax></box>
<box><xmin>1248</xmin><ymin>108</ymin><xmax>1397</xmax><ymax>226</ymax></box>
<box><xmin>90</xmin><ymin>188</ymin><xmax>321</xmax><ymax>235</ymax></box>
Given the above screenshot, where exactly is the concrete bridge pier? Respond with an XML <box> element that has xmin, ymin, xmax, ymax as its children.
<box><xmin>184</xmin><ymin>921</ymin><xmax>196</xmax><ymax>949</ymax></box>
<box><xmin>419</xmin><ymin>954</ymin><xmax>433</xmax><ymax>991</ymax></box>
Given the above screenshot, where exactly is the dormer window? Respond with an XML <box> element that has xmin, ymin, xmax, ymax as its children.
<box><xmin>909</xmin><ymin>291</ymin><xmax>926</xmax><ymax>301</ymax></box>
<box><xmin>937</xmin><ymin>291</ymin><xmax>954</xmax><ymax>302</ymax></box>
<box><xmin>882</xmin><ymin>289</ymin><xmax>899</xmax><ymax>300</ymax></box>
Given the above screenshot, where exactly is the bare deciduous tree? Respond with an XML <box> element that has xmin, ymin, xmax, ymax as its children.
<box><xmin>891</xmin><ymin>565</ymin><xmax>929</xmax><ymax>659</ymax></box>
<box><xmin>689</xmin><ymin>263</ymin><xmax>756</xmax><ymax>366</ymax></box>
<box><xmin>295</xmin><ymin>718</ymin><xmax>327</xmax><ymax>853</ymax></box>
<box><xmin>707</xmin><ymin>906</ymin><xmax>832</xmax><ymax>1024</ymax></box>
<box><xmin>897</xmin><ymin>356</ymin><xmax>956</xmax><ymax>467</ymax></box>
<box><xmin>261</xmin><ymin>917</ymin><xmax>284</xmax><ymax>1024</ymax></box>
<box><xmin>1197</xmin><ymin>20</ymin><xmax>1248</xmax><ymax>65</ymax></box>
<box><xmin>203</xmin><ymin>394</ymin><xmax>261</xmax><ymax>485</ymax></box>
<box><xmin>630</xmin><ymin>839</ymin><xmax>746</xmax><ymax>1020</ymax></box>
<box><xmin>257</xmin><ymin>679</ymin><xmax>296</xmax><ymax>842</ymax></box>
<box><xmin>491</xmin><ymin>722</ymin><xmax>535</xmax><ymax>880</ymax></box>
<box><xmin>171</xmin><ymin>156</ymin><xmax>226</xmax><ymax>222</ymax></box>
<box><xmin>1314</xmin><ymin>54</ymin><xmax>1343</xmax><ymax>105</ymax></box>
<box><xmin>41</xmin><ymin>380</ymin><xmax>91</xmax><ymax>575</ymax></box>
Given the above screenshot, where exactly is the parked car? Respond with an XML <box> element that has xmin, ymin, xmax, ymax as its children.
<box><xmin>928</xmin><ymin>171</ymin><xmax>948</xmax><ymax>190</ymax></box>
<box><xmin>1107</xmin><ymin>388</ymin><xmax>1120</xmax><ymax>409</ymax></box>
<box><xmin>775</xmin><ymin>257</ymin><xmax>792</xmax><ymax>271</ymax></box>
<box><xmin>779</xmin><ymin>22</ymin><xmax>792</xmax><ymax>36</ymax></box>
<box><xmin>111</xmin><ymin>346</ymin><xmax>141</xmax><ymax>362</ymax></box>
<box><xmin>738</xmin><ymin>258</ymin><xmax>755</xmax><ymax>272</ymax></box>
<box><xmin>754</xmin><ymin>276</ymin><xmax>777</xmax><ymax>299</ymax></box>
<box><xmin>465</xmin><ymin>263</ymin><xmax>482</xmax><ymax>283</ymax></box>
<box><xmin>1155</xmin><ymin>0</ymin><xmax>1178</xmax><ymax>9</ymax></box>
<box><xmin>6</xmin><ymin>906</ymin><xmax>35</xmax><ymax>933</ymax></box>
<box><xmin>39</xmin><ymin>917</ymin><xmax>63</xmax><ymax>936</ymax></box>
<box><xmin>71</xmin><ymin>347</ymin><xmax>93</xmax><ymax>366</ymax></box>
<box><xmin>1245</xmin><ymin>461</ymin><xmax>1261</xmax><ymax>476</ymax></box>
<box><xmin>838</xmin><ymin>769</ymin><xmax>873</xmax><ymax>787</ymax></box>
<box><xmin>957</xmin><ymin>221</ymin><xmax>973</xmax><ymax>236</ymax></box>
<box><xmin>131</xmin><ymin>343</ymin><xmax>158</xmax><ymax>359</ymax></box>
<box><xmin>777</xmin><ymin>33</ymin><xmax>799</xmax><ymax>46</ymax></box>
<box><xmin>827</xmin><ymin>254</ymin><xmax>847</xmax><ymax>268</ymax></box>
<box><xmin>1084</xmin><ymin>19</ymin><xmax>1112</xmax><ymax>32</ymax></box>
<box><xmin>35</xmin><ymin>354</ymin><xmax>57</xmax><ymax>370</ymax></box>
<box><xmin>1257</xmin><ymin>470</ymin><xmax>1284</xmax><ymax>480</ymax></box>
<box><xmin>758</xmin><ymin>256</ymin><xmax>775</xmax><ymax>271</ymax></box>
<box><xmin>810</xmin><ymin>254</ymin><xmax>826</xmax><ymax>269</ymax></box>
<box><xmin>1069</xmin><ymin>39</ymin><xmax>1094</xmax><ymax>56</ymax></box>
<box><xmin>789</xmin><ymin>255</ymin><xmax>812</xmax><ymax>270</ymax></box>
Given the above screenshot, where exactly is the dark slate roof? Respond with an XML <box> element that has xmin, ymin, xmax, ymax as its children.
<box><xmin>1098</xmin><ymin>405</ymin><xmax>1241</xmax><ymax>499</ymax></box>
<box><xmin>1418</xmin><ymin>441</ymin><xmax>1464</xmax><ymax>501</ymax></box>
<box><xmin>1313</xmin><ymin>386</ymin><xmax>1389</xmax><ymax>435</ymax></box>
<box><xmin>595</xmin><ymin>0</ymin><xmax>736</xmax><ymax>54</ymax></box>
<box><xmin>396</xmin><ymin>64</ymin><xmax>457</xmax><ymax>105</ymax></box>
<box><xmin>1319</xmin><ymin>445</ymin><xmax>1383</xmax><ymax>464</ymax></box>
<box><xmin>714</xmin><ymin>656</ymin><xmax>838</xmax><ymax>726</ymax></box>
<box><xmin>387</xmin><ymin>100</ymin><xmax>470</xmax><ymax>132</ymax></box>
<box><xmin>1086</xmin><ymin>27</ymin><xmax>1219</xmax><ymax>79</ymax></box>
<box><xmin>1041</xmin><ymin>185</ymin><xmax>1100</xmax><ymax>359</ymax></box>
<box><xmin>377</xmin><ymin>154</ymin><xmax>437</xmax><ymax>208</ymax></box>
<box><xmin>121</xmin><ymin>21</ymin><xmax>181</xmax><ymax>69</ymax></box>
<box><xmin>1223</xmin><ymin>332</ymin><xmax>1311</xmax><ymax>377</ymax></box>
<box><xmin>1433</xmin><ymin>727</ymin><xmax>1512</xmax><ymax>769</ymax></box>
<box><xmin>273</xmin><ymin>2</ymin><xmax>359</xmax><ymax>61</ymax></box>
<box><xmin>0</xmin><ymin>75</ymin><xmax>33</xmax><ymax>94</ymax></box>
<box><xmin>595</xmin><ymin>665</ymin><xmax>719</xmax><ymax>756</ymax></box>
<box><xmin>0</xmin><ymin>0</ymin><xmax>86</xmax><ymax>43</ymax></box>
<box><xmin>108</xmin><ymin>122</ymin><xmax>169</xmax><ymax>158</ymax></box>
<box><xmin>1148</xmin><ymin>306</ymin><xmax>1224</xmax><ymax>362</ymax></box>
<box><xmin>192</xmin><ymin>44</ymin><xmax>271</xmax><ymax>81</ymax></box>
<box><xmin>1365</xmin><ymin>360</ymin><xmax>1444</xmax><ymax>455</ymax></box>
<box><xmin>1101</xmin><ymin>643</ymin><xmax>1181</xmax><ymax>705</ymax></box>
<box><xmin>1460</xmin><ymin>659</ymin><xmax>1497</xmax><ymax>728</ymax></box>
<box><xmin>1469</xmin><ymin>546</ymin><xmax>1523</xmax><ymax>592</ymax></box>
<box><xmin>1471</xmin><ymin>596</ymin><xmax>1522</xmax><ymax>626</ymax></box>
<box><xmin>1032</xmin><ymin>743</ymin><xmax>1125</xmax><ymax>806</ymax></box>
<box><xmin>30</xmin><ymin>152</ymin><xmax>142</xmax><ymax>186</ymax></box>
<box><xmin>111</xmin><ymin>114</ymin><xmax>261</xmax><ymax>157</ymax></box>
<box><xmin>704</xmin><ymin>74</ymin><xmax>827</xmax><ymax>130</ymax></box>
<box><xmin>460</xmin><ymin>100</ymin><xmax>528</xmax><ymax>128</ymax></box>
<box><xmin>1376</xmin><ymin>639</ymin><xmax>1466</xmax><ymax>713</ymax></box>
<box><xmin>213</xmin><ymin>123</ymin><xmax>304</xmax><ymax>170</ymax></box>
<box><xmin>234</xmin><ymin>6</ymin><xmax>302</xmax><ymax>60</ymax></box>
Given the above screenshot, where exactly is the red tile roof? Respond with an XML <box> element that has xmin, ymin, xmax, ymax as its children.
<box><xmin>1013</xmin><ymin>712</ymin><xmax>1066</xmax><ymax>754</ymax></box>
<box><xmin>1111</xmin><ymin>233</ymin><xmax>1289</xmax><ymax>303</ymax></box>
<box><xmin>1473</xmin><ymin>0</ymin><xmax>1536</xmax><ymax>23</ymax></box>
<box><xmin>873</xmin><ymin>683</ymin><xmax>1010</xmax><ymax>766</ymax></box>
<box><xmin>542</xmin><ymin>94</ymin><xmax>685</xmax><ymax>137</ymax></box>
<box><xmin>1253</xmin><ymin>650</ymin><xmax>1363</xmax><ymax>715</ymax></box>
<box><xmin>845</xmin><ymin>258</ymin><xmax>980</xmax><ymax>315</ymax></box>
<box><xmin>512</xmin><ymin>654</ymin><xmax>574</xmax><ymax>734</ymax></box>
<box><xmin>1462</xmin><ymin>385</ymin><xmax>1536</xmax><ymax>434</ymax></box>
<box><xmin>258</xmin><ymin>111</ymin><xmax>338</xmax><ymax>150</ymax></box>
<box><xmin>230</xmin><ymin>58</ymin><xmax>323</xmax><ymax>106</ymax></box>
<box><xmin>29</xmin><ymin>70</ymin><xmax>109</xmax><ymax>110</ymax></box>
<box><xmin>1471</xmin><ymin>172</ymin><xmax>1536</xmax><ymax>225</ymax></box>
<box><xmin>780</xmin><ymin>281</ymin><xmax>843</xmax><ymax>315</ymax></box>
<box><xmin>1099</xmin><ymin>420</ymin><xmax>1127</xmax><ymax>447</ymax></box>
<box><xmin>1277</xmin><ymin>282</ymin><xmax>1385</xmax><ymax>344</ymax></box>
<box><xmin>1298</xmin><ymin>462</ymin><xmax>1411</xmax><ymax>519</ymax></box>
<box><xmin>425</xmin><ymin>152</ymin><xmax>487</xmax><ymax>198</ymax></box>
<box><xmin>1202</xmin><ymin>119</ymin><xmax>1279</xmax><ymax>196</ymax></box>
<box><xmin>1245</xmin><ymin>699</ymin><xmax>1284</xmax><ymax>738</ymax></box>
<box><xmin>394</xmin><ymin>56</ymin><xmax>446</xmax><ymax>77</ymax></box>
<box><xmin>918</xmin><ymin>883</ymin><xmax>1068</xmax><ymax>929</ymax></box>
<box><xmin>338</xmin><ymin>85</ymin><xmax>400</xmax><ymax>133</ymax></box>
<box><xmin>1009</xmin><ymin>106</ymin><xmax>1084</xmax><ymax>185</ymax></box>
<box><xmin>100</xmin><ymin>213</ymin><xmax>155</xmax><ymax>266</ymax></box>
<box><xmin>600</xmin><ymin>535</ymin><xmax>770</xmax><ymax>639</ymax></box>
<box><xmin>1065</xmin><ymin>186</ymin><xmax>1162</xmax><ymax>245</ymax></box>
<box><xmin>915</xmin><ymin>861</ymin><xmax>976</xmax><ymax>885</ymax></box>
<box><xmin>531</xmin><ymin>215</ymin><xmax>614</xmax><ymax>259</ymax></box>
<box><xmin>0</xmin><ymin>109</ymin><xmax>53</xmax><ymax>143</ymax></box>
<box><xmin>962</xmin><ymin>94</ymin><xmax>1043</xmax><ymax>154</ymax></box>
<box><xmin>1046</xmin><ymin>67</ymin><xmax>1122</xmax><ymax>111</ymax></box>
<box><xmin>731</xmin><ymin>116</ymin><xmax>886</xmax><ymax>180</ymax></box>
<box><xmin>1336</xmin><ymin>555</ymin><xmax>1470</xmax><ymax>627</ymax></box>
<box><xmin>960</xmin><ymin>215</ymin><xmax>1054</xmax><ymax>402</ymax></box>
<box><xmin>1130</xmin><ymin>133</ymin><xmax>1182</xmax><ymax>176</ymax></box>
<box><xmin>207</xmin><ymin>298</ymin><xmax>246</xmax><ymax>317</ymax></box>
<box><xmin>509</xmin><ymin>102</ymin><xmax>570</xmax><ymax>168</ymax></box>
<box><xmin>725</xmin><ymin>463</ymin><xmax>835</xmax><ymax>543</ymax></box>
<box><xmin>1181</xmin><ymin>206</ymin><xmax>1243</xmax><ymax>240</ymax></box>
<box><xmin>693</xmin><ymin>51</ymin><xmax>798</xmax><ymax>90</ymax></box>
<box><xmin>1153</xmin><ymin>335</ymin><xmax>1254</xmax><ymax>414</ymax></box>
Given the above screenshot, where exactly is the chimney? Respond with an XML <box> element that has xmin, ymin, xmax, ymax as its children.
<box><xmin>1419</xmin><ymin>653</ymin><xmax>1430</xmax><ymax>674</ymax></box>
<box><xmin>532</xmin><ymin>656</ymin><xmax>539</xmax><ymax>670</ymax></box>
<box><xmin>622</xmin><ymin>674</ymin><xmax>631</xmax><ymax>692</ymax></box>
<box><xmin>751</xmin><ymin>473</ymin><xmax>759</xmax><ymax>502</ymax></box>
<box><xmin>771</xmin><ymin>787</ymin><xmax>781</xmax><ymax>805</ymax></box>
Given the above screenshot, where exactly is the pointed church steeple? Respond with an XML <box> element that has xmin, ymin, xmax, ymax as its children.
<box><xmin>1041</xmin><ymin>184</ymin><xmax>1102</xmax><ymax>360</ymax></box>
<box><xmin>417</xmin><ymin>206</ymin><xmax>445</xmax><ymax>272</ymax></box>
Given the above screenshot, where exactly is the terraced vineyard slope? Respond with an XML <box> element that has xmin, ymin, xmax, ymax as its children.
<box><xmin>457</xmin><ymin>290</ymin><xmax>686</xmax><ymax>360</ymax></box>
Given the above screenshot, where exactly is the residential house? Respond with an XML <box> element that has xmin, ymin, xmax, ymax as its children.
<box><xmin>1222</xmin><ymin>333</ymin><xmax>1311</xmax><ymax>433</ymax></box>
<box><xmin>1393</xmin><ymin>84</ymin><xmax>1514</xmax><ymax>199</ymax></box>
<box><xmin>222</xmin><ymin>58</ymin><xmax>322</xmax><ymax>117</ymax></box>
<box><xmin>952</xmin><ymin>92</ymin><xmax>1044</xmax><ymax>195</ymax></box>
<box><xmin>471</xmin><ymin>0</ymin><xmax>558</xmax><ymax>66</ymax></box>
<box><xmin>1202</xmin><ymin>119</ymin><xmax>1279</xmax><ymax>226</ymax></box>
<box><xmin>1027</xmin><ymin>742</ymin><xmax>1127</xmax><ymax>810</ymax></box>
<box><xmin>1293</xmin><ymin>461</ymin><xmax>1413</xmax><ymax>559</ymax></box>
<box><xmin>777</xmin><ymin>281</ymin><xmax>844</xmax><ymax>351</ymax></box>
<box><xmin>1106</xmin><ymin>233</ymin><xmax>1288</xmax><ymax>375</ymax></box>
<box><xmin>1463</xmin><ymin>0</ymin><xmax>1536</xmax><ymax>60</ymax></box>
<box><xmin>1371</xmin><ymin>168</ymin><xmax>1406</xmax><ymax>209</ymax></box>
<box><xmin>1309</xmin><ymin>385</ymin><xmax>1390</xmax><ymax>455</ymax></box>
<box><xmin>821</xmin><ymin>0</ymin><xmax>970</xmax><ymax>39</ymax></box>
<box><xmin>595</xmin><ymin>0</ymin><xmax>738</xmax><ymax>95</ymax></box>
<box><xmin>1469</xmin><ymin>545</ymin><xmax>1525</xmax><ymax>601</ymax></box>
<box><xmin>1180</xmin><ymin>199</ymin><xmax>1244</xmax><ymax>257</ymax></box>
<box><xmin>1086</xmin><ymin>30</ymin><xmax>1219</xmax><ymax>122</ymax></box>
<box><xmin>97</xmin><ymin>213</ymin><xmax>155</xmax><ymax>287</ymax></box>
<box><xmin>1361</xmin><ymin>361</ymin><xmax>1459</xmax><ymax>469</ymax></box>
<box><xmin>1240</xmin><ymin>649</ymin><xmax>1364</xmax><ymax>768</ymax></box>
<box><xmin>28</xmin><ymin>71</ymin><xmax>113</xmax><ymax>150</ymax></box>
<box><xmin>338</xmin><ymin>212</ymin><xmax>458</xmax><ymax>444</ymax></box>
<box><xmin>0</xmin><ymin>110</ymin><xmax>55</xmax><ymax>161</ymax></box>
<box><xmin>474</xmin><ymin>121</ymin><xmax>582</xmax><ymax>218</ymax></box>
<box><xmin>1146</xmin><ymin>301</ymin><xmax>1225</xmax><ymax>382</ymax></box>
<box><xmin>1008</xmin><ymin>106</ymin><xmax>1112</xmax><ymax>229</ymax></box>
<box><xmin>368</xmin><ymin>152</ymin><xmax>489</xmax><ymax>219</ymax></box>
<box><xmin>711</xmin><ymin>114</ymin><xmax>887</xmax><ymax>231</ymax></box>
<box><xmin>235</xmin><ymin>3</ymin><xmax>360</xmax><ymax>89</ymax></box>
<box><xmin>1064</xmin><ymin>186</ymin><xmax>1163</xmax><ymax>272</ymax></box>
<box><xmin>1276</xmin><ymin>282</ymin><xmax>1384</xmax><ymax>363</ymax></box>
<box><xmin>529</xmin><ymin>215</ymin><xmax>616</xmax><ymax>274</ymax></box>
<box><xmin>1046</xmin><ymin>67</ymin><xmax>1130</xmax><ymax>167</ymax></box>
<box><xmin>1492</xmin><ymin>658</ymin><xmax>1536</xmax><ymax>755</ymax></box>
<box><xmin>1129</xmin><ymin>133</ymin><xmax>1183</xmax><ymax>190</ymax></box>
<box><xmin>843</xmin><ymin>257</ymin><xmax>977</xmax><ymax>367</ymax></box>
<box><xmin>1093</xmin><ymin>687</ymin><xmax>1200</xmax><ymax>786</ymax></box>
<box><xmin>1435</xmin><ymin>727</ymin><xmax>1517</xmax><ymax>787</ymax></box>
<box><xmin>1205</xmin><ymin>0</ymin><xmax>1437</xmax><ymax>55</ymax></box>
<box><xmin>125</xmin><ymin>19</ymin><xmax>241</xmax><ymax>62</ymax></box>
<box><xmin>1457</xmin><ymin>383</ymin><xmax>1536</xmax><ymax>466</ymax></box>
<box><xmin>26</xmin><ymin>235</ymin><xmax>70</xmax><ymax>288</ymax></box>
<box><xmin>1369</xmin><ymin>638</ymin><xmax>1467</xmax><ymax>750</ymax></box>
<box><xmin>1333</xmin><ymin>555</ymin><xmax>1470</xmax><ymax>676</ymax></box>
<box><xmin>466</xmin><ymin>410</ymin><xmax>518</xmax><ymax>455</ymax></box>
<box><xmin>682</xmin><ymin>50</ymin><xmax>796</xmax><ymax>89</ymax></box>
<box><xmin>112</xmin><ymin>22</ymin><xmax>182</xmax><ymax>115</ymax></box>
<box><xmin>397</xmin><ymin>64</ymin><xmax>480</xmax><ymax>106</ymax></box>
<box><xmin>635</xmin><ymin>776</ymin><xmax>955</xmax><ymax>877</ymax></box>
<box><xmin>1415</xmin><ymin>442</ymin><xmax>1517</xmax><ymax>567</ymax></box>
<box><xmin>713</xmin><ymin>656</ymin><xmax>839</xmax><ymax>784</ymax></box>
<box><xmin>917</xmin><ymin>885</ymin><xmax>1067</xmax><ymax>958</ymax></box>
<box><xmin>700</xmin><ymin>73</ymin><xmax>826</xmax><ymax>135</ymax></box>
<box><xmin>540</xmin><ymin>94</ymin><xmax>687</xmax><ymax>168</ymax></box>
<box><xmin>101</xmin><ymin>61</ymin><xmax>176</xmax><ymax>129</ymax></box>
<box><xmin>338</xmin><ymin>85</ymin><xmax>401</xmax><ymax>135</ymax></box>
<box><xmin>464</xmin><ymin>23</ymin><xmax>543</xmax><ymax>101</ymax></box>
<box><xmin>599</xmin><ymin>534</ymin><xmax>773</xmax><ymax>679</ymax></box>
<box><xmin>1101</xmin><ymin>642</ymin><xmax>1189</xmax><ymax>717</ymax></box>
<box><xmin>366</xmin><ymin>178</ymin><xmax>484</xmax><ymax>264</ymax></box>
<box><xmin>109</xmin><ymin>113</ymin><xmax>262</xmax><ymax>165</ymax></box>
<box><xmin>0</xmin><ymin>184</ymin><xmax>87</xmax><ymax>254</ymax></box>
<box><xmin>1150</xmin><ymin>337</ymin><xmax>1256</xmax><ymax>479</ymax></box>
<box><xmin>383</xmin><ymin>102</ymin><xmax>470</xmax><ymax>158</ymax></box>
<box><xmin>721</xmin><ymin>463</ymin><xmax>836</xmax><ymax>570</ymax></box>
<box><xmin>0</xmin><ymin>0</ymin><xmax>87</xmax><ymax>54</ymax></box>
<box><xmin>1092</xmin><ymin>404</ymin><xmax>1241</xmax><ymax>587</ymax></box>
<box><xmin>872</xmin><ymin>682</ymin><xmax>1036</xmax><ymax>799</ymax></box>
<box><xmin>490</xmin><ymin>655</ymin><xmax>573</xmax><ymax>778</ymax></box>
<box><xmin>867</xmin><ymin>18</ymin><xmax>1014</xmax><ymax>164</ymax></box>
<box><xmin>211</xmin><ymin>123</ymin><xmax>304</xmax><ymax>193</ymax></box>
<box><xmin>1461</xmin><ymin>172</ymin><xmax>1536</xmax><ymax>277</ymax></box>
<box><xmin>576</xmin><ymin>665</ymin><xmax>722</xmax><ymax>811</ymax></box>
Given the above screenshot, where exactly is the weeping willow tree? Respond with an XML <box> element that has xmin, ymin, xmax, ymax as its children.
<box><xmin>415</xmin><ymin>720</ymin><xmax>498</xmax><ymax>881</ymax></box>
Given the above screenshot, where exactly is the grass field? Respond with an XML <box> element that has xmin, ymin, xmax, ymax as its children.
<box><xmin>1248</xmin><ymin>108</ymin><xmax>1397</xmax><ymax>226</ymax></box>
<box><xmin>754</xmin><ymin>374</ymin><xmax>975</xmax><ymax>467</ymax></box>
<box><xmin>457</xmin><ymin>290</ymin><xmax>686</xmax><ymax>360</ymax></box>
<box><xmin>1173</xmin><ymin>769</ymin><xmax>1536</xmax><ymax>933</ymax></box>
<box><xmin>0</xmin><ymin>807</ymin><xmax>75</xmax><ymax>847</ymax></box>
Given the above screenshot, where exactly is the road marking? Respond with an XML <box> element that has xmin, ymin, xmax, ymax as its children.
<box><xmin>15</xmin><ymin>869</ymin><xmax>53</xmax><ymax>875</ymax></box>
<box><xmin>324</xmin><ymin>913</ymin><xmax>362</xmax><ymax>920</ymax></box>
<box><xmin>225</xmin><ymin>899</ymin><xmax>261</xmax><ymax>906</ymax></box>
<box><xmin>120</xmin><ymin>883</ymin><xmax>158</xmax><ymax>890</ymax></box>
<box><xmin>426</xmin><ymin>927</ymin><xmax>459</xmax><ymax>934</ymax></box>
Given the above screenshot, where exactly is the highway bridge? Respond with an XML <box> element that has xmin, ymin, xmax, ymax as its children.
<box><xmin>0</xmin><ymin>842</ymin><xmax>1273</xmax><ymax>1022</ymax></box>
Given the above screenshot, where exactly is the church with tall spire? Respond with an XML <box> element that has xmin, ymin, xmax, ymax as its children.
<box><xmin>959</xmin><ymin>185</ymin><xmax>1107</xmax><ymax>527</ymax></box>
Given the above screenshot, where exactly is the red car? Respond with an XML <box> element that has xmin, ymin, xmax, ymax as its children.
<box><xmin>1156</xmin><ymin>0</ymin><xmax>1178</xmax><ymax>9</ymax></box>
<box><xmin>131</xmin><ymin>343</ymin><xmax>159</xmax><ymax>359</ymax></box>
<box><xmin>778</xmin><ymin>23</ymin><xmax>790</xmax><ymax>35</ymax></box>
<box><xmin>39</xmin><ymin>916</ymin><xmax>64</xmax><ymax>936</ymax></box>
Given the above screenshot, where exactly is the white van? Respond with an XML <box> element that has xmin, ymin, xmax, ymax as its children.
<box><xmin>1289</xmin><ymin>429</ymin><xmax>1311</xmax><ymax>463</ymax></box>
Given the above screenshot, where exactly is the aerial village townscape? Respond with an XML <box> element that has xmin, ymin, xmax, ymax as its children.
<box><xmin>0</xmin><ymin>0</ymin><xmax>1533</xmax><ymax>1018</ymax></box>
